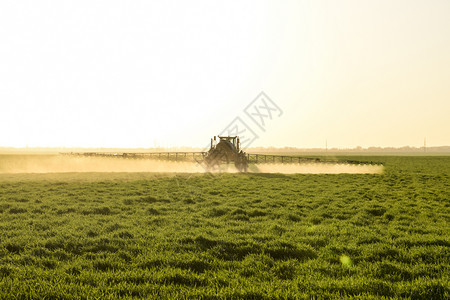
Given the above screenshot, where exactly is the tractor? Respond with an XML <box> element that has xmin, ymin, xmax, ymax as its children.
<box><xmin>204</xmin><ymin>136</ymin><xmax>248</xmax><ymax>172</ymax></box>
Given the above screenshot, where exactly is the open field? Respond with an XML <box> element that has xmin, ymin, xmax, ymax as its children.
<box><xmin>0</xmin><ymin>156</ymin><xmax>449</xmax><ymax>299</ymax></box>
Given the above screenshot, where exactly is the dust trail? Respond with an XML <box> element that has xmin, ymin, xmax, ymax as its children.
<box><xmin>0</xmin><ymin>155</ymin><xmax>383</xmax><ymax>174</ymax></box>
<box><xmin>0</xmin><ymin>155</ymin><xmax>206</xmax><ymax>173</ymax></box>
<box><xmin>250</xmin><ymin>163</ymin><xmax>384</xmax><ymax>174</ymax></box>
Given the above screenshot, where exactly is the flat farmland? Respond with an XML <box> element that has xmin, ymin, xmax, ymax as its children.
<box><xmin>0</xmin><ymin>156</ymin><xmax>449</xmax><ymax>299</ymax></box>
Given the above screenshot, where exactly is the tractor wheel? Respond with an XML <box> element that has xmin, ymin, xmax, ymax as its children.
<box><xmin>235</xmin><ymin>161</ymin><xmax>247</xmax><ymax>173</ymax></box>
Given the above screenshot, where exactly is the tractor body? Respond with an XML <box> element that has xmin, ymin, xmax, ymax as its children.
<box><xmin>205</xmin><ymin>136</ymin><xmax>248</xmax><ymax>172</ymax></box>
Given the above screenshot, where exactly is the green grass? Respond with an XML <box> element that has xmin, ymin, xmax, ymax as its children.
<box><xmin>0</xmin><ymin>156</ymin><xmax>449</xmax><ymax>299</ymax></box>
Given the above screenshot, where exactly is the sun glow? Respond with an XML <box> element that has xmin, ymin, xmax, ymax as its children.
<box><xmin>1</xmin><ymin>1</ymin><xmax>449</xmax><ymax>148</ymax></box>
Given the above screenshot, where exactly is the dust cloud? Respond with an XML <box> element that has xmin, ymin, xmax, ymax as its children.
<box><xmin>0</xmin><ymin>155</ymin><xmax>383</xmax><ymax>174</ymax></box>
<box><xmin>249</xmin><ymin>163</ymin><xmax>384</xmax><ymax>174</ymax></box>
<box><xmin>0</xmin><ymin>155</ymin><xmax>206</xmax><ymax>174</ymax></box>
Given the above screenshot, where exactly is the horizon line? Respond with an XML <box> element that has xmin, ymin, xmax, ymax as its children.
<box><xmin>1</xmin><ymin>145</ymin><xmax>449</xmax><ymax>151</ymax></box>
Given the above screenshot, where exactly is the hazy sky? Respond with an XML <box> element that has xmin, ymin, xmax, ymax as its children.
<box><xmin>1</xmin><ymin>0</ymin><xmax>449</xmax><ymax>148</ymax></box>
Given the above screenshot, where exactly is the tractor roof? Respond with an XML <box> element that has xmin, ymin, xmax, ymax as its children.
<box><xmin>218</xmin><ymin>136</ymin><xmax>238</xmax><ymax>141</ymax></box>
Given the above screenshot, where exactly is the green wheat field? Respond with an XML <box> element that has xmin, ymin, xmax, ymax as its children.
<box><xmin>0</xmin><ymin>155</ymin><xmax>449</xmax><ymax>299</ymax></box>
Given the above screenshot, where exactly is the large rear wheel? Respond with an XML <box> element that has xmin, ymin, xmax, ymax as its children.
<box><xmin>235</xmin><ymin>157</ymin><xmax>248</xmax><ymax>172</ymax></box>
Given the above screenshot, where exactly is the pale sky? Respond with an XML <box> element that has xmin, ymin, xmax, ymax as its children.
<box><xmin>1</xmin><ymin>0</ymin><xmax>449</xmax><ymax>148</ymax></box>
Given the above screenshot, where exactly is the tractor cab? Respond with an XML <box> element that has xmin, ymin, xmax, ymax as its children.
<box><xmin>210</xmin><ymin>136</ymin><xmax>241</xmax><ymax>152</ymax></box>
